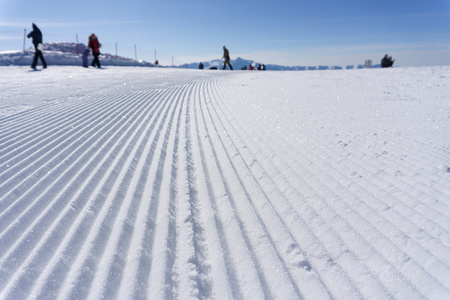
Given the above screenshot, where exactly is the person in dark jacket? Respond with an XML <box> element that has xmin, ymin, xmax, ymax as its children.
<box><xmin>82</xmin><ymin>47</ymin><xmax>90</xmax><ymax>68</ymax></box>
<box><xmin>27</xmin><ymin>23</ymin><xmax>47</xmax><ymax>69</ymax></box>
<box><xmin>88</xmin><ymin>33</ymin><xmax>102</xmax><ymax>68</ymax></box>
<box><xmin>222</xmin><ymin>46</ymin><xmax>233</xmax><ymax>70</ymax></box>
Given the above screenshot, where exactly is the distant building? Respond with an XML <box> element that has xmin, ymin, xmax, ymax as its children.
<box><xmin>365</xmin><ymin>59</ymin><xmax>372</xmax><ymax>68</ymax></box>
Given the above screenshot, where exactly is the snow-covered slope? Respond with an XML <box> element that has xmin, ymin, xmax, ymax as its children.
<box><xmin>0</xmin><ymin>66</ymin><xmax>449</xmax><ymax>299</ymax></box>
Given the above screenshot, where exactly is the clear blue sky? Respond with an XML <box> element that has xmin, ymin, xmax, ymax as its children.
<box><xmin>1</xmin><ymin>0</ymin><xmax>450</xmax><ymax>67</ymax></box>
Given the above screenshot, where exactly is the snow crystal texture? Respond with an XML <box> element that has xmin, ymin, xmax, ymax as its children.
<box><xmin>0</xmin><ymin>66</ymin><xmax>449</xmax><ymax>300</ymax></box>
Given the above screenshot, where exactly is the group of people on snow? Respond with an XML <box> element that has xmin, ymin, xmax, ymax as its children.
<box><xmin>198</xmin><ymin>46</ymin><xmax>234</xmax><ymax>70</ymax></box>
<box><xmin>27</xmin><ymin>24</ymin><xmax>396</xmax><ymax>71</ymax></box>
<box><xmin>27</xmin><ymin>23</ymin><xmax>102</xmax><ymax>70</ymax></box>
<box><xmin>198</xmin><ymin>46</ymin><xmax>266</xmax><ymax>71</ymax></box>
<box><xmin>241</xmin><ymin>64</ymin><xmax>266</xmax><ymax>71</ymax></box>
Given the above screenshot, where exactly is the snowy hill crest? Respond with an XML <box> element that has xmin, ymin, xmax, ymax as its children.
<box><xmin>0</xmin><ymin>42</ymin><xmax>154</xmax><ymax>67</ymax></box>
<box><xmin>0</xmin><ymin>42</ymin><xmax>379</xmax><ymax>69</ymax></box>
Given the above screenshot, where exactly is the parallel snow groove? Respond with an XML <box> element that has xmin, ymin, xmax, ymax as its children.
<box><xmin>147</xmin><ymin>81</ymin><xmax>186</xmax><ymax>300</ymax></box>
<box><xmin>176</xmin><ymin>79</ymin><xmax>213</xmax><ymax>299</ymax></box>
<box><xmin>327</xmin><ymin>112</ymin><xmax>450</xmax><ymax>225</ymax></box>
<box><xmin>197</xmin><ymin>75</ymin><xmax>287</xmax><ymax>299</ymax></box>
<box><xmin>0</xmin><ymin>91</ymin><xmax>120</xmax><ymax>165</ymax></box>
<box><xmin>0</xmin><ymin>96</ymin><xmax>88</xmax><ymax>136</ymax></box>
<box><xmin>191</xmin><ymin>79</ymin><xmax>242</xmax><ymax>299</ymax></box>
<box><xmin>0</xmin><ymin>91</ymin><xmax>144</xmax><ymax>203</ymax></box>
<box><xmin>1</xmin><ymin>68</ymin><xmax>449</xmax><ymax>300</ymax></box>
<box><xmin>280</xmin><ymin>115</ymin><xmax>450</xmax><ymax>293</ymax></box>
<box><xmin>1</xmin><ymin>91</ymin><xmax>156</xmax><ymax>246</ymax></box>
<box><xmin>204</xmin><ymin>95</ymin><xmax>277</xmax><ymax>299</ymax></box>
<box><xmin>203</xmin><ymin>78</ymin><xmax>351</xmax><ymax>298</ymax></box>
<box><xmin>125</xmin><ymin>78</ymin><xmax>194</xmax><ymax>300</ymax></box>
<box><xmin>0</xmin><ymin>90</ymin><xmax>160</xmax><ymax>240</ymax></box>
<box><xmin>52</xmin><ymin>80</ymin><xmax>191</xmax><ymax>300</ymax></box>
<box><xmin>74</xmin><ymin>80</ymin><xmax>183</xmax><ymax>300</ymax></box>
<box><xmin>205</xmin><ymin>76</ymin><xmax>368</xmax><ymax>299</ymax></box>
<box><xmin>3</xmin><ymin>77</ymin><xmax>171</xmax><ymax>296</ymax></box>
<box><xmin>208</xmin><ymin>72</ymin><xmax>450</xmax><ymax>298</ymax></box>
<box><xmin>199</xmin><ymin>78</ymin><xmax>312</xmax><ymax>299</ymax></box>
<box><xmin>1</xmin><ymin>72</ymin><xmax>232</xmax><ymax>299</ymax></box>
<box><xmin>0</xmin><ymin>90</ymin><xmax>166</xmax><ymax>298</ymax></box>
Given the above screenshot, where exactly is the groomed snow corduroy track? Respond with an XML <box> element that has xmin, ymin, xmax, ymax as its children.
<box><xmin>0</xmin><ymin>66</ymin><xmax>449</xmax><ymax>299</ymax></box>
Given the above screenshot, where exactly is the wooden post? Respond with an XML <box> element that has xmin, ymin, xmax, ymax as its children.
<box><xmin>23</xmin><ymin>29</ymin><xmax>27</xmax><ymax>52</ymax></box>
<box><xmin>76</xmin><ymin>34</ymin><xmax>79</xmax><ymax>54</ymax></box>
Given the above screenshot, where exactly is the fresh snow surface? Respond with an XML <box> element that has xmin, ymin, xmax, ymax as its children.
<box><xmin>0</xmin><ymin>66</ymin><xmax>449</xmax><ymax>300</ymax></box>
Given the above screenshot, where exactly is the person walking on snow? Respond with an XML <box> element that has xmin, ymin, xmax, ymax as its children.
<box><xmin>88</xmin><ymin>33</ymin><xmax>102</xmax><ymax>68</ymax></box>
<box><xmin>27</xmin><ymin>23</ymin><xmax>47</xmax><ymax>69</ymax></box>
<box><xmin>222</xmin><ymin>46</ymin><xmax>233</xmax><ymax>70</ymax></box>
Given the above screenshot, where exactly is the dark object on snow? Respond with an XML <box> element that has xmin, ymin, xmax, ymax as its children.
<box><xmin>222</xmin><ymin>46</ymin><xmax>233</xmax><ymax>70</ymax></box>
<box><xmin>199</xmin><ymin>62</ymin><xmax>204</xmax><ymax>69</ymax></box>
<box><xmin>27</xmin><ymin>23</ymin><xmax>47</xmax><ymax>69</ymax></box>
<box><xmin>27</xmin><ymin>23</ymin><xmax>42</xmax><ymax>46</ymax></box>
<box><xmin>209</xmin><ymin>67</ymin><xmax>218</xmax><ymax>70</ymax></box>
<box><xmin>88</xmin><ymin>33</ymin><xmax>102</xmax><ymax>68</ymax></box>
<box><xmin>381</xmin><ymin>54</ymin><xmax>395</xmax><ymax>68</ymax></box>
<box><xmin>82</xmin><ymin>48</ymin><xmax>89</xmax><ymax>68</ymax></box>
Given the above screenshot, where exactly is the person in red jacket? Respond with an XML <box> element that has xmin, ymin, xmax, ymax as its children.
<box><xmin>88</xmin><ymin>33</ymin><xmax>102</xmax><ymax>68</ymax></box>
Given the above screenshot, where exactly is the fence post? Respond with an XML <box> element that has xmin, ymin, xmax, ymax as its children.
<box><xmin>76</xmin><ymin>34</ymin><xmax>79</xmax><ymax>54</ymax></box>
<box><xmin>23</xmin><ymin>29</ymin><xmax>27</xmax><ymax>52</ymax></box>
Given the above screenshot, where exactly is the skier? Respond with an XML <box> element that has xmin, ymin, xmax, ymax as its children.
<box><xmin>222</xmin><ymin>46</ymin><xmax>233</xmax><ymax>70</ymax></box>
<box><xmin>27</xmin><ymin>23</ymin><xmax>47</xmax><ymax>69</ymax></box>
<box><xmin>199</xmin><ymin>62</ymin><xmax>204</xmax><ymax>69</ymax></box>
<box><xmin>88</xmin><ymin>33</ymin><xmax>102</xmax><ymax>68</ymax></box>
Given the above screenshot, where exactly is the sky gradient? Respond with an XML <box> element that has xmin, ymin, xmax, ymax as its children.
<box><xmin>1</xmin><ymin>0</ymin><xmax>450</xmax><ymax>67</ymax></box>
